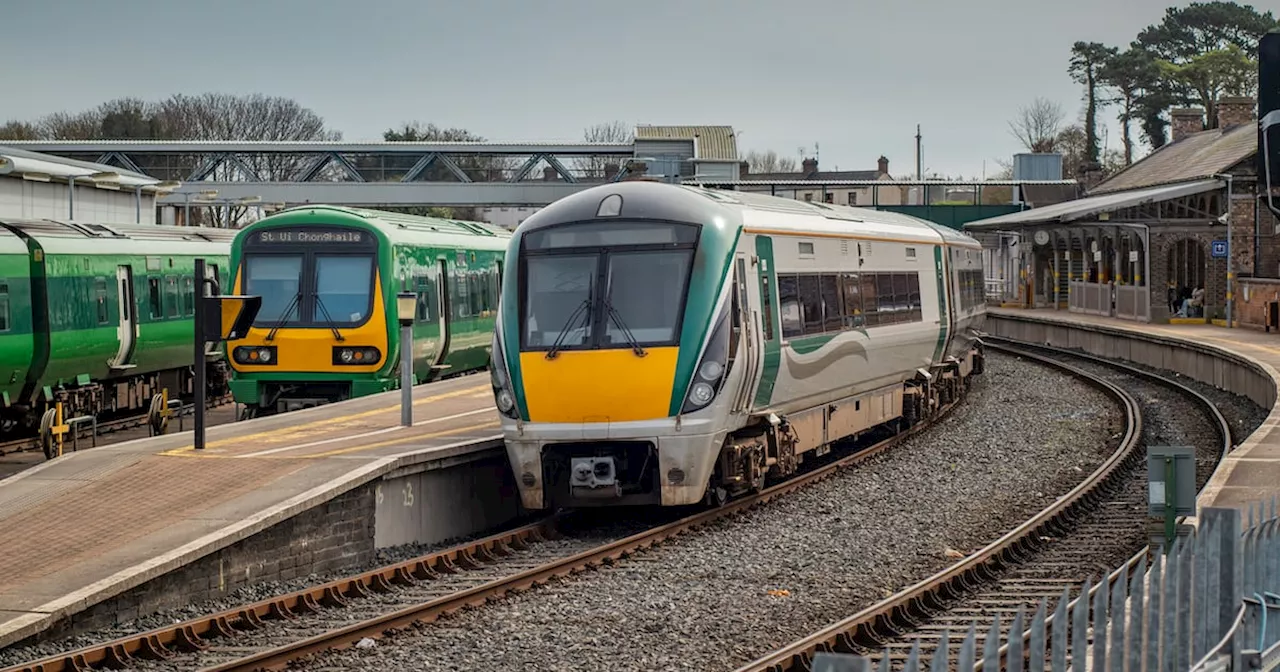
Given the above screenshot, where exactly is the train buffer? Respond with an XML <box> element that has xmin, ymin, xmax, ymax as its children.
<box><xmin>38</xmin><ymin>402</ymin><xmax>98</xmax><ymax>460</ymax></box>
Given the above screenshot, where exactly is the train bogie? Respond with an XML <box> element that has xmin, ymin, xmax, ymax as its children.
<box><xmin>493</xmin><ymin>182</ymin><xmax>987</xmax><ymax>510</ymax></box>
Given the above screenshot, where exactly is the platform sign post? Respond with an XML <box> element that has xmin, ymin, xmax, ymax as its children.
<box><xmin>192</xmin><ymin>258</ymin><xmax>261</xmax><ymax>450</ymax></box>
<box><xmin>396</xmin><ymin>292</ymin><xmax>416</xmax><ymax>427</ymax></box>
<box><xmin>1147</xmin><ymin>445</ymin><xmax>1197</xmax><ymax>552</ymax></box>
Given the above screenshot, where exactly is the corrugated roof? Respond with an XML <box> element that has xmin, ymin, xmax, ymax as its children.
<box><xmin>633</xmin><ymin>125</ymin><xmax>738</xmax><ymax>161</ymax></box>
<box><xmin>1089</xmin><ymin>123</ymin><xmax>1255</xmax><ymax>194</ymax></box>
<box><xmin>0</xmin><ymin>145</ymin><xmax>157</xmax><ymax>182</ymax></box>
<box><xmin>964</xmin><ymin>178</ymin><xmax>1223</xmax><ymax>230</ymax></box>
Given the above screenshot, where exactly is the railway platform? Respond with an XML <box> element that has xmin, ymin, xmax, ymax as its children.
<box><xmin>0</xmin><ymin>374</ymin><xmax>502</xmax><ymax>649</ymax></box>
<box><xmin>986</xmin><ymin>307</ymin><xmax>1280</xmax><ymax>516</ymax></box>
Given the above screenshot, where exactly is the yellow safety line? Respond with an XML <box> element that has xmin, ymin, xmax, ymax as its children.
<box><xmin>161</xmin><ymin>384</ymin><xmax>487</xmax><ymax>454</ymax></box>
<box><xmin>160</xmin><ymin>420</ymin><xmax>502</xmax><ymax>460</ymax></box>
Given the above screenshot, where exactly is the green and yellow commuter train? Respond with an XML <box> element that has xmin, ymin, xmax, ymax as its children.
<box><xmin>0</xmin><ymin>218</ymin><xmax>235</xmax><ymax>448</ymax></box>
<box><xmin>226</xmin><ymin>205</ymin><xmax>510</xmax><ymax>416</ymax></box>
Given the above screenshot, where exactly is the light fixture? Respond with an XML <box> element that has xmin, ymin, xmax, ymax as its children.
<box><xmin>396</xmin><ymin>292</ymin><xmax>416</xmax><ymax>327</ymax></box>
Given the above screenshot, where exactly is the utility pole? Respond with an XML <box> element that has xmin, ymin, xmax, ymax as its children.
<box><xmin>915</xmin><ymin>125</ymin><xmax>923</xmax><ymax>180</ymax></box>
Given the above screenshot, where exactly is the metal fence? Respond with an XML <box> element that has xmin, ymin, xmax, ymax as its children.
<box><xmin>813</xmin><ymin>500</ymin><xmax>1280</xmax><ymax>672</ymax></box>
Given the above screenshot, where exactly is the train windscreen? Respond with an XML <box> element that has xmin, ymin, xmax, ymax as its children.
<box><xmin>240</xmin><ymin>225</ymin><xmax>379</xmax><ymax>329</ymax></box>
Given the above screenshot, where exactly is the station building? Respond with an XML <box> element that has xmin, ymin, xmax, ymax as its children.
<box><xmin>0</xmin><ymin>145</ymin><xmax>173</xmax><ymax>225</ymax></box>
<box><xmin>966</xmin><ymin>96</ymin><xmax>1280</xmax><ymax>326</ymax></box>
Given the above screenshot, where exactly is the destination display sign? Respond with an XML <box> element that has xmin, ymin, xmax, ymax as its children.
<box><xmin>247</xmin><ymin>227</ymin><xmax>376</xmax><ymax>248</ymax></box>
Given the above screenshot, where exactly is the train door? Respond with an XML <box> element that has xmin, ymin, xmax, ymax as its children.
<box><xmin>729</xmin><ymin>253</ymin><xmax>762</xmax><ymax>414</ymax></box>
<box><xmin>429</xmin><ymin>258</ymin><xmax>452</xmax><ymax>373</ymax></box>
<box><xmin>751</xmin><ymin>235</ymin><xmax>781</xmax><ymax>409</ymax></box>
<box><xmin>110</xmin><ymin>265</ymin><xmax>137</xmax><ymax>370</ymax></box>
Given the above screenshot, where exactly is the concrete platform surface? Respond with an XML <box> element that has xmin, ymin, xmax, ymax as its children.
<box><xmin>0</xmin><ymin>373</ymin><xmax>501</xmax><ymax>648</ymax></box>
<box><xmin>988</xmin><ymin>308</ymin><xmax>1280</xmax><ymax>517</ymax></box>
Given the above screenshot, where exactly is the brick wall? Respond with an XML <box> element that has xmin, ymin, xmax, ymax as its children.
<box><xmin>31</xmin><ymin>483</ymin><xmax>376</xmax><ymax>643</ymax></box>
<box><xmin>1149</xmin><ymin>231</ymin><xmax>1227</xmax><ymax>321</ymax></box>
<box><xmin>1236</xmin><ymin>279</ymin><xmax>1280</xmax><ymax>327</ymax></box>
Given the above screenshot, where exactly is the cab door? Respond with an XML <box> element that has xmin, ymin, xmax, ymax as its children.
<box><xmin>109</xmin><ymin>265</ymin><xmax>137</xmax><ymax>371</ymax></box>
<box><xmin>428</xmin><ymin>258</ymin><xmax>452</xmax><ymax>376</ymax></box>
<box><xmin>729</xmin><ymin>252</ymin><xmax>762</xmax><ymax>414</ymax></box>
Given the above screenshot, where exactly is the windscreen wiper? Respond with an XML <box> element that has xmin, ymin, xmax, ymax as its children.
<box><xmin>265</xmin><ymin>292</ymin><xmax>302</xmax><ymax>341</ymax></box>
<box><xmin>544</xmin><ymin>296</ymin><xmax>593</xmax><ymax>360</ymax></box>
<box><xmin>602</xmin><ymin>298</ymin><xmax>647</xmax><ymax>357</ymax></box>
<box><xmin>312</xmin><ymin>295</ymin><xmax>346</xmax><ymax>342</ymax></box>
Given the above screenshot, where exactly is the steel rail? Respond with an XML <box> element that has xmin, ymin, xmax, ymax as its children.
<box><xmin>737</xmin><ymin>338</ymin><xmax>1233</xmax><ymax>672</ymax></box>
<box><xmin>734</xmin><ymin>341</ymin><xmax>1143</xmax><ymax>672</ymax></box>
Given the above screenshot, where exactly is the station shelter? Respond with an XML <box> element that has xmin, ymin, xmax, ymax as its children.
<box><xmin>965</xmin><ymin>100</ymin><xmax>1263</xmax><ymax>325</ymax></box>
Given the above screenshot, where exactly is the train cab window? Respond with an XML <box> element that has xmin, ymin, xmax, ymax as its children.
<box><xmin>777</xmin><ymin>274</ymin><xmax>802</xmax><ymax>339</ymax></box>
<box><xmin>244</xmin><ymin>255</ymin><xmax>303</xmax><ymax>324</ymax></box>
<box><xmin>522</xmin><ymin>254</ymin><xmax>597</xmax><ymax>348</ymax></box>
<box><xmin>148</xmin><ymin>277</ymin><xmax>162</xmax><ymax>319</ymax></box>
<box><xmin>165</xmin><ymin>276</ymin><xmax>180</xmax><ymax>318</ymax></box>
<box><xmin>314</xmin><ymin>255</ymin><xmax>373</xmax><ymax>324</ymax></box>
<box><xmin>95</xmin><ymin>278</ymin><xmax>109</xmax><ymax>325</ymax></box>
<box><xmin>840</xmin><ymin>274</ymin><xmax>863</xmax><ymax>328</ymax></box>
<box><xmin>819</xmin><ymin>275</ymin><xmax>842</xmax><ymax>332</ymax></box>
<box><xmin>602</xmin><ymin>249</ymin><xmax>690</xmax><ymax>345</ymax></box>
<box><xmin>0</xmin><ymin>282</ymin><xmax>9</xmax><ymax>332</ymax></box>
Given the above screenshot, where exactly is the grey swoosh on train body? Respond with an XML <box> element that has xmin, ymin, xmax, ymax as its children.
<box><xmin>782</xmin><ymin>337</ymin><xmax>869</xmax><ymax>381</ymax></box>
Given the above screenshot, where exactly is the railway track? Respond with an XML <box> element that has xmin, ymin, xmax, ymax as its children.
<box><xmin>0</xmin><ymin>362</ymin><xmax>986</xmax><ymax>672</ymax></box>
<box><xmin>735</xmin><ymin>337</ymin><xmax>1231</xmax><ymax>672</ymax></box>
<box><xmin>0</xmin><ymin>395</ymin><xmax>234</xmax><ymax>460</ymax></box>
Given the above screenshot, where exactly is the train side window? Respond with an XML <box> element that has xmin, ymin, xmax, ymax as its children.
<box><xmin>760</xmin><ymin>275</ymin><xmax>775</xmax><ymax>341</ymax></box>
<box><xmin>840</xmin><ymin>273</ymin><xmax>863</xmax><ymax>328</ymax></box>
<box><xmin>0</xmin><ymin>281</ymin><xmax>9</xmax><ymax>332</ymax></box>
<box><xmin>182</xmin><ymin>276</ymin><xmax>195</xmax><ymax>316</ymax></box>
<box><xmin>876</xmin><ymin>274</ymin><xmax>897</xmax><ymax>323</ymax></box>
<box><xmin>148</xmin><ymin>277</ymin><xmax>162</xmax><ymax>319</ymax></box>
<box><xmin>165</xmin><ymin>276</ymin><xmax>180</xmax><ymax>318</ymax></box>
<box><xmin>798</xmin><ymin>274</ymin><xmax>822</xmax><ymax>335</ymax></box>
<box><xmin>730</xmin><ymin>259</ymin><xmax>746</xmax><ymax>362</ymax></box>
<box><xmin>95</xmin><ymin>278</ymin><xmax>109</xmax><ymax>325</ymax></box>
<box><xmin>860</xmin><ymin>274</ymin><xmax>879</xmax><ymax>327</ymax></box>
<box><xmin>414</xmin><ymin>275</ymin><xmax>432</xmax><ymax>321</ymax></box>
<box><xmin>777</xmin><ymin>274</ymin><xmax>802</xmax><ymax>339</ymax></box>
<box><xmin>892</xmin><ymin>273</ymin><xmax>910</xmax><ymax>324</ymax></box>
<box><xmin>456</xmin><ymin>270</ymin><xmax>471</xmax><ymax>318</ymax></box>
<box><xmin>819</xmin><ymin>274</ymin><xmax>842</xmax><ymax>332</ymax></box>
<box><xmin>908</xmin><ymin>273</ymin><xmax>922</xmax><ymax>322</ymax></box>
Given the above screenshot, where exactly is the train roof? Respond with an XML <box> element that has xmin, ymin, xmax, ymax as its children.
<box><xmin>512</xmin><ymin>182</ymin><xmax>981</xmax><ymax>250</ymax></box>
<box><xmin>0</xmin><ymin>218</ymin><xmax>234</xmax><ymax>256</ymax></box>
<box><xmin>241</xmin><ymin>205</ymin><xmax>512</xmax><ymax>250</ymax></box>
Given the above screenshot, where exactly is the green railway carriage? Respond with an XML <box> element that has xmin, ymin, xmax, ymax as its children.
<box><xmin>226</xmin><ymin>205</ymin><xmax>510</xmax><ymax>416</ymax></box>
<box><xmin>0</xmin><ymin>218</ymin><xmax>235</xmax><ymax>438</ymax></box>
<box><xmin>490</xmin><ymin>182</ymin><xmax>988</xmax><ymax>510</ymax></box>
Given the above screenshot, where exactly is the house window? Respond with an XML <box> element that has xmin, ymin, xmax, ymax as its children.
<box><xmin>848</xmin><ymin>192</ymin><xmax>858</xmax><ymax>206</ymax></box>
<box><xmin>803</xmin><ymin>193</ymin><xmax>813</xmax><ymax>202</ymax></box>
<box><xmin>823</xmin><ymin>193</ymin><xmax>833</xmax><ymax>204</ymax></box>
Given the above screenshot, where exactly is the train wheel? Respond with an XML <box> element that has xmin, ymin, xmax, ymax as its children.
<box><xmin>38</xmin><ymin>408</ymin><xmax>58</xmax><ymax>460</ymax></box>
<box><xmin>703</xmin><ymin>484</ymin><xmax>728</xmax><ymax>508</ymax></box>
<box><xmin>148</xmin><ymin>393</ymin><xmax>169</xmax><ymax>436</ymax></box>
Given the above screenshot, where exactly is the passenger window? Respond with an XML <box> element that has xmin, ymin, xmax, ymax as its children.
<box><xmin>799</xmin><ymin>274</ymin><xmax>822</xmax><ymax>334</ymax></box>
<box><xmin>908</xmin><ymin>273</ymin><xmax>922</xmax><ymax>322</ymax></box>
<box><xmin>165</xmin><ymin>276</ymin><xmax>180</xmax><ymax>318</ymax></box>
<box><xmin>183</xmin><ymin>276</ymin><xmax>195</xmax><ymax>316</ymax></box>
<box><xmin>819</xmin><ymin>274</ymin><xmax>842</xmax><ymax>332</ymax></box>
<box><xmin>0</xmin><ymin>281</ymin><xmax>9</xmax><ymax>332</ymax></box>
<box><xmin>861</xmin><ymin>274</ymin><xmax>879</xmax><ymax>327</ymax></box>
<box><xmin>876</xmin><ymin>274</ymin><xmax>896</xmax><ymax>322</ymax></box>
<box><xmin>841</xmin><ymin>274</ymin><xmax>863</xmax><ymax>327</ymax></box>
<box><xmin>95</xmin><ymin>278</ymin><xmax>109</xmax><ymax>325</ymax></box>
<box><xmin>148</xmin><ymin>277</ymin><xmax>162</xmax><ymax>319</ymax></box>
<box><xmin>777</xmin><ymin>274</ymin><xmax>802</xmax><ymax>338</ymax></box>
<box><xmin>414</xmin><ymin>275</ymin><xmax>432</xmax><ymax>322</ymax></box>
<box><xmin>893</xmin><ymin>273</ymin><xmax>910</xmax><ymax>322</ymax></box>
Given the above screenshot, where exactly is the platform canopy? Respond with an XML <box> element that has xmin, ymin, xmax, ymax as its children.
<box><xmin>963</xmin><ymin>178</ymin><xmax>1224</xmax><ymax>231</ymax></box>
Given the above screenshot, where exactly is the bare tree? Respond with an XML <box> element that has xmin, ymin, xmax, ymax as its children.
<box><xmin>0</xmin><ymin>120</ymin><xmax>41</xmax><ymax>140</ymax></box>
<box><xmin>1008</xmin><ymin>97</ymin><xmax>1066</xmax><ymax>153</ymax></box>
<box><xmin>742</xmin><ymin>149</ymin><xmax>797</xmax><ymax>174</ymax></box>
<box><xmin>574</xmin><ymin>121</ymin><xmax>631</xmax><ymax>179</ymax></box>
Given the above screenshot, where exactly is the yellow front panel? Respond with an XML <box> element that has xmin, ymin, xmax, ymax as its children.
<box><xmin>228</xmin><ymin>271</ymin><xmax>389</xmax><ymax>373</ymax></box>
<box><xmin>519</xmin><ymin>347</ymin><xmax>680</xmax><ymax>423</ymax></box>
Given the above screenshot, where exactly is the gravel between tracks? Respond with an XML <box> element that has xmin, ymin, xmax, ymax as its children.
<box><xmin>292</xmin><ymin>351</ymin><xmax>1125</xmax><ymax>671</ymax></box>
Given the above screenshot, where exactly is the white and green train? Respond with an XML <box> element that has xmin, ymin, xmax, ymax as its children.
<box><xmin>489</xmin><ymin>181</ymin><xmax>987</xmax><ymax>509</ymax></box>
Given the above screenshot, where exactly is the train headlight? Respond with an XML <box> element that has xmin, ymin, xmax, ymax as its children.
<box><xmin>681</xmin><ymin>297</ymin><xmax>734</xmax><ymax>414</ymax></box>
<box><xmin>233</xmin><ymin>346</ymin><xmax>277</xmax><ymax>366</ymax></box>
<box><xmin>698</xmin><ymin>360</ymin><xmax>724</xmax><ymax>381</ymax></box>
<box><xmin>331</xmin><ymin>347</ymin><xmax>382</xmax><ymax>365</ymax></box>
<box><xmin>490</xmin><ymin>331</ymin><xmax>519</xmax><ymax>420</ymax></box>
<box><xmin>688</xmin><ymin>382</ymin><xmax>715</xmax><ymax>406</ymax></box>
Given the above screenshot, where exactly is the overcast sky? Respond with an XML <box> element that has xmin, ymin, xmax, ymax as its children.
<box><xmin>3</xmin><ymin>0</ymin><xmax>1188</xmax><ymax>178</ymax></box>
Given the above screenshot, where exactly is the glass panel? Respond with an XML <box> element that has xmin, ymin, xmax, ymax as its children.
<box><xmin>760</xmin><ymin>274</ymin><xmax>775</xmax><ymax>341</ymax></box>
<box><xmin>876</xmin><ymin>274</ymin><xmax>896</xmax><ymax>320</ymax></box>
<box><xmin>165</xmin><ymin>277</ymin><xmax>180</xmax><ymax>318</ymax></box>
<box><xmin>523</xmin><ymin>254</ymin><xmax>598</xmax><ymax>348</ymax></box>
<box><xmin>95</xmin><ymin>278</ymin><xmax>109</xmax><ymax>324</ymax></box>
<box><xmin>841</xmin><ymin>273</ymin><xmax>863</xmax><ymax>327</ymax></box>
<box><xmin>799</xmin><ymin>274</ymin><xmax>822</xmax><ymax>334</ymax></box>
<box><xmin>245</xmin><ymin>255</ymin><xmax>303</xmax><ymax>324</ymax></box>
<box><xmin>314</xmin><ymin>255</ymin><xmax>374</xmax><ymax>324</ymax></box>
<box><xmin>861</xmin><ymin>274</ymin><xmax>879</xmax><ymax>326</ymax></box>
<box><xmin>148</xmin><ymin>277</ymin><xmax>162</xmax><ymax>319</ymax></box>
<box><xmin>820</xmin><ymin>274</ymin><xmax>842</xmax><ymax>332</ymax></box>
<box><xmin>0</xmin><ymin>282</ymin><xmax>9</xmax><ymax>332</ymax></box>
<box><xmin>524</xmin><ymin>221</ymin><xmax>698</xmax><ymax>250</ymax></box>
<box><xmin>778</xmin><ymin>274</ymin><xmax>802</xmax><ymax>338</ymax></box>
<box><xmin>604</xmin><ymin>249</ymin><xmax>693</xmax><ymax>345</ymax></box>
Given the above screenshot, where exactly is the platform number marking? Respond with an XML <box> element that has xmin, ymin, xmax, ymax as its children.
<box><xmin>403</xmin><ymin>482</ymin><xmax>415</xmax><ymax>507</ymax></box>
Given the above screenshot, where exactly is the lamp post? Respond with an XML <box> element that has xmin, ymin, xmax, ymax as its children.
<box><xmin>396</xmin><ymin>292</ymin><xmax>416</xmax><ymax>427</ymax></box>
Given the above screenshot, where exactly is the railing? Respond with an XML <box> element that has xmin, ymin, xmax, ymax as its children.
<box><xmin>814</xmin><ymin>500</ymin><xmax>1280</xmax><ymax>672</ymax></box>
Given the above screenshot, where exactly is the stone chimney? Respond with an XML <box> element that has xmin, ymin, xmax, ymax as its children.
<box><xmin>877</xmin><ymin>155</ymin><xmax>889</xmax><ymax>176</ymax></box>
<box><xmin>739</xmin><ymin>161</ymin><xmax>750</xmax><ymax>179</ymax></box>
<box><xmin>1217</xmin><ymin>96</ymin><xmax>1256</xmax><ymax>128</ymax></box>
<box><xmin>801</xmin><ymin>157</ymin><xmax>818</xmax><ymax>176</ymax></box>
<box><xmin>542</xmin><ymin>166</ymin><xmax>557</xmax><ymax>181</ymax></box>
<box><xmin>604</xmin><ymin>163</ymin><xmax>619</xmax><ymax>181</ymax></box>
<box><xmin>1080</xmin><ymin>161</ymin><xmax>1104</xmax><ymax>190</ymax></box>
<box><xmin>1170</xmin><ymin>108</ymin><xmax>1205</xmax><ymax>143</ymax></box>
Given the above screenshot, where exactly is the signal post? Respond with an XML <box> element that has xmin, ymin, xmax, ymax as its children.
<box><xmin>193</xmin><ymin>258</ymin><xmax>261</xmax><ymax>451</ymax></box>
